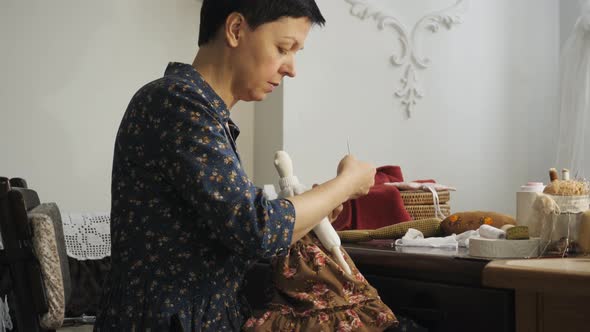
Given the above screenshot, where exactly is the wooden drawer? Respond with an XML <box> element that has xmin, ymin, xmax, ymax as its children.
<box><xmin>364</xmin><ymin>274</ymin><xmax>515</xmax><ymax>332</ymax></box>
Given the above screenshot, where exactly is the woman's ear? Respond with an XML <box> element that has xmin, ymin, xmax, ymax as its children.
<box><xmin>224</xmin><ymin>12</ymin><xmax>246</xmax><ymax>48</ymax></box>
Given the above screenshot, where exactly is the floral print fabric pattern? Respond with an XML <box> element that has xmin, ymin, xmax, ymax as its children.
<box><xmin>243</xmin><ymin>234</ymin><xmax>398</xmax><ymax>331</ymax></box>
<box><xmin>94</xmin><ymin>63</ymin><xmax>296</xmax><ymax>331</ymax></box>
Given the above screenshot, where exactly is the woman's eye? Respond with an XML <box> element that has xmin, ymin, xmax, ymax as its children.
<box><xmin>277</xmin><ymin>47</ymin><xmax>288</xmax><ymax>55</ymax></box>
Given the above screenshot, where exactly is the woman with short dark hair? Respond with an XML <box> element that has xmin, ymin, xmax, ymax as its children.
<box><xmin>95</xmin><ymin>1</ymin><xmax>378</xmax><ymax>331</ymax></box>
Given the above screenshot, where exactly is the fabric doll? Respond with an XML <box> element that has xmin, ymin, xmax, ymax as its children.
<box><xmin>273</xmin><ymin>150</ymin><xmax>351</xmax><ymax>275</ymax></box>
<box><xmin>243</xmin><ymin>151</ymin><xmax>398</xmax><ymax>332</ymax></box>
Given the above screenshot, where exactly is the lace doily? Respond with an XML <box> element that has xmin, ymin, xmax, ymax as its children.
<box><xmin>61</xmin><ymin>212</ymin><xmax>111</xmax><ymax>260</ymax></box>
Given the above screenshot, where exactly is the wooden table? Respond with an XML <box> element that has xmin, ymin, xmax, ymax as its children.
<box><xmin>483</xmin><ymin>258</ymin><xmax>590</xmax><ymax>332</ymax></box>
<box><xmin>343</xmin><ymin>241</ymin><xmax>515</xmax><ymax>332</ymax></box>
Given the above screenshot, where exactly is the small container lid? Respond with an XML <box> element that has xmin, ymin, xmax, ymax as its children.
<box><xmin>520</xmin><ymin>182</ymin><xmax>545</xmax><ymax>192</ymax></box>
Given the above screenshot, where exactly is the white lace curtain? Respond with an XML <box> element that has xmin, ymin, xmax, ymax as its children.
<box><xmin>556</xmin><ymin>0</ymin><xmax>590</xmax><ymax>179</ymax></box>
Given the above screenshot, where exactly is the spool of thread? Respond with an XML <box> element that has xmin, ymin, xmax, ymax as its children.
<box><xmin>479</xmin><ymin>224</ymin><xmax>506</xmax><ymax>239</ymax></box>
<box><xmin>562</xmin><ymin>169</ymin><xmax>570</xmax><ymax>181</ymax></box>
<box><xmin>505</xmin><ymin>226</ymin><xmax>530</xmax><ymax>240</ymax></box>
<box><xmin>516</xmin><ymin>182</ymin><xmax>544</xmax><ymax>236</ymax></box>
<box><xmin>549</xmin><ymin>168</ymin><xmax>559</xmax><ymax>182</ymax></box>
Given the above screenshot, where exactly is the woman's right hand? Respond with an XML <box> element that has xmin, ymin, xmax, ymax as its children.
<box><xmin>286</xmin><ymin>154</ymin><xmax>375</xmax><ymax>243</ymax></box>
<box><xmin>337</xmin><ymin>155</ymin><xmax>376</xmax><ymax>200</ymax></box>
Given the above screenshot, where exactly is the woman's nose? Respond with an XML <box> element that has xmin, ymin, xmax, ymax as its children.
<box><xmin>280</xmin><ymin>58</ymin><xmax>296</xmax><ymax>78</ymax></box>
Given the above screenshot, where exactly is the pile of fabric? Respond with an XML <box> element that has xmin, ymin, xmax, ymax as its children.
<box><xmin>333</xmin><ymin>165</ymin><xmax>455</xmax><ymax>231</ymax></box>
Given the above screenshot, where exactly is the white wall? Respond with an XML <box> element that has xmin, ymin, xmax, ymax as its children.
<box><xmin>1</xmin><ymin>0</ymin><xmax>574</xmax><ymax>216</ymax></box>
<box><xmin>561</xmin><ymin>0</ymin><xmax>583</xmax><ymax>48</ymax></box>
<box><xmin>0</xmin><ymin>0</ymin><xmax>255</xmax><ymax>213</ymax></box>
<box><xmin>254</xmin><ymin>85</ymin><xmax>284</xmax><ymax>186</ymax></box>
<box><xmin>255</xmin><ymin>0</ymin><xmax>561</xmax><ymax>215</ymax></box>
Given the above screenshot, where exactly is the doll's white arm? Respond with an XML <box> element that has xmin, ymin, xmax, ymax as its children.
<box><xmin>312</xmin><ymin>219</ymin><xmax>351</xmax><ymax>274</ymax></box>
<box><xmin>274</xmin><ymin>151</ymin><xmax>352</xmax><ymax>274</ymax></box>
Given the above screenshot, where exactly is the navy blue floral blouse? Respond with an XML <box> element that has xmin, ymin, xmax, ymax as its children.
<box><xmin>95</xmin><ymin>62</ymin><xmax>296</xmax><ymax>331</ymax></box>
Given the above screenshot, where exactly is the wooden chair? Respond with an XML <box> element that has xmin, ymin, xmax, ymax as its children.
<box><xmin>0</xmin><ymin>177</ymin><xmax>48</xmax><ymax>331</ymax></box>
<box><xmin>0</xmin><ymin>177</ymin><xmax>96</xmax><ymax>331</ymax></box>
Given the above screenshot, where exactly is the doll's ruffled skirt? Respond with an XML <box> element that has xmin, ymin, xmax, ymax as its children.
<box><xmin>243</xmin><ymin>234</ymin><xmax>398</xmax><ymax>332</ymax></box>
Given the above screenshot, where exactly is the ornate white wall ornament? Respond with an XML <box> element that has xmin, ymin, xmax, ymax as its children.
<box><xmin>344</xmin><ymin>0</ymin><xmax>469</xmax><ymax>117</ymax></box>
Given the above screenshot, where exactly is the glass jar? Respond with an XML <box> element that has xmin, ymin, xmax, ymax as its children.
<box><xmin>539</xmin><ymin>195</ymin><xmax>590</xmax><ymax>256</ymax></box>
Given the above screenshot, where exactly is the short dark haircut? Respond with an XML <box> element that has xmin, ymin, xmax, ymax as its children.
<box><xmin>198</xmin><ymin>0</ymin><xmax>326</xmax><ymax>46</ymax></box>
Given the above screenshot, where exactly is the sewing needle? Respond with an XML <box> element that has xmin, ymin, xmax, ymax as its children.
<box><xmin>347</xmin><ymin>139</ymin><xmax>351</xmax><ymax>155</ymax></box>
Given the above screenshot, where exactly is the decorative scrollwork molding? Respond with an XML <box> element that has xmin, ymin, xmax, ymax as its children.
<box><xmin>344</xmin><ymin>0</ymin><xmax>469</xmax><ymax>117</ymax></box>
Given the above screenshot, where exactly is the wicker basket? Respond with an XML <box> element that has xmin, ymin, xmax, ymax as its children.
<box><xmin>400</xmin><ymin>190</ymin><xmax>450</xmax><ymax>205</ymax></box>
<box><xmin>405</xmin><ymin>204</ymin><xmax>451</xmax><ymax>220</ymax></box>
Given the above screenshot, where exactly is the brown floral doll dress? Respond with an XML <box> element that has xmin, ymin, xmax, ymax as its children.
<box><xmin>243</xmin><ymin>232</ymin><xmax>398</xmax><ymax>332</ymax></box>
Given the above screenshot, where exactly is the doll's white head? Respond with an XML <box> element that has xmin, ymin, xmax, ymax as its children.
<box><xmin>274</xmin><ymin>150</ymin><xmax>293</xmax><ymax>178</ymax></box>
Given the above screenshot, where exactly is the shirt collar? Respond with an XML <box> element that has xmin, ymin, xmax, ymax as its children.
<box><xmin>227</xmin><ymin>118</ymin><xmax>240</xmax><ymax>141</ymax></box>
<box><xmin>164</xmin><ymin>62</ymin><xmax>232</xmax><ymax>124</ymax></box>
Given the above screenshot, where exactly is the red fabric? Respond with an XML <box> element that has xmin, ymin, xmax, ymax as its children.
<box><xmin>413</xmin><ymin>179</ymin><xmax>435</xmax><ymax>183</ymax></box>
<box><xmin>374</xmin><ymin>166</ymin><xmax>403</xmax><ymax>185</ymax></box>
<box><xmin>333</xmin><ymin>166</ymin><xmax>412</xmax><ymax>231</ymax></box>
